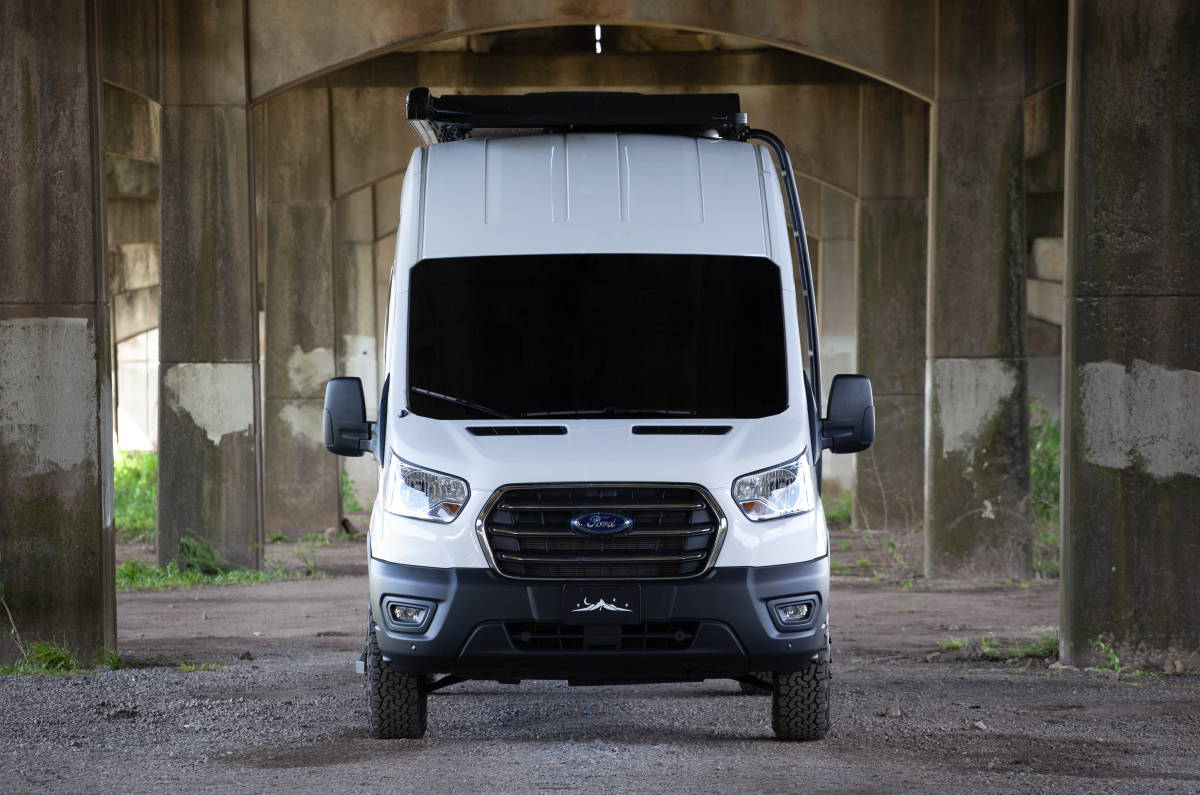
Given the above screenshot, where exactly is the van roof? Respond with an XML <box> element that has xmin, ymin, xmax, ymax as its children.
<box><xmin>415</xmin><ymin>133</ymin><xmax>782</xmax><ymax>262</ymax></box>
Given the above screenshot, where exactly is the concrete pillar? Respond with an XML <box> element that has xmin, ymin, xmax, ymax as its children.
<box><xmin>158</xmin><ymin>0</ymin><xmax>262</xmax><ymax>568</ymax></box>
<box><xmin>814</xmin><ymin>184</ymin><xmax>857</xmax><ymax>495</ymax></box>
<box><xmin>854</xmin><ymin>84</ymin><xmax>929</xmax><ymax>531</ymax></box>
<box><xmin>0</xmin><ymin>0</ymin><xmax>115</xmax><ymax>664</ymax></box>
<box><xmin>1060</xmin><ymin>0</ymin><xmax>1200</xmax><ymax>668</ymax></box>
<box><xmin>334</xmin><ymin>186</ymin><xmax>380</xmax><ymax>509</ymax></box>
<box><xmin>925</xmin><ymin>1</ymin><xmax>1033</xmax><ymax>579</ymax></box>
<box><xmin>262</xmin><ymin>87</ymin><xmax>340</xmax><ymax>538</ymax></box>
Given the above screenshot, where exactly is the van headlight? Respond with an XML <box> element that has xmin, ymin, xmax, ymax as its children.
<box><xmin>383</xmin><ymin>453</ymin><xmax>469</xmax><ymax>523</ymax></box>
<box><xmin>732</xmin><ymin>456</ymin><xmax>815</xmax><ymax>521</ymax></box>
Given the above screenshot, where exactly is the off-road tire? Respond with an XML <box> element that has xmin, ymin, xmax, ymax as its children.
<box><xmin>738</xmin><ymin>672</ymin><xmax>772</xmax><ymax>695</ymax></box>
<box><xmin>366</xmin><ymin>620</ymin><xmax>427</xmax><ymax>739</ymax></box>
<box><xmin>770</xmin><ymin>641</ymin><xmax>831</xmax><ymax>741</ymax></box>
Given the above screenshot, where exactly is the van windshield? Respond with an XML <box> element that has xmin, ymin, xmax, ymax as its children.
<box><xmin>407</xmin><ymin>254</ymin><xmax>787</xmax><ymax>420</ymax></box>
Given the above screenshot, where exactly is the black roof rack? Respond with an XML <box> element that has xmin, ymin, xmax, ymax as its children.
<box><xmin>405</xmin><ymin>87</ymin><xmax>748</xmax><ymax>145</ymax></box>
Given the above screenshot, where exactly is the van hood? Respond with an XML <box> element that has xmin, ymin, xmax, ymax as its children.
<box><xmin>387</xmin><ymin>411</ymin><xmax>810</xmax><ymax>494</ymax></box>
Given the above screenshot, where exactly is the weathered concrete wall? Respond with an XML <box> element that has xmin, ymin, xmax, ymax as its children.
<box><xmin>0</xmin><ymin>0</ymin><xmax>115</xmax><ymax>664</ymax></box>
<box><xmin>262</xmin><ymin>87</ymin><xmax>340</xmax><ymax>538</ymax></box>
<box><xmin>334</xmin><ymin>186</ymin><xmax>382</xmax><ymax>509</ymax></box>
<box><xmin>1060</xmin><ymin>0</ymin><xmax>1200</xmax><ymax>668</ymax></box>
<box><xmin>158</xmin><ymin>0</ymin><xmax>263</xmax><ymax>568</ymax></box>
<box><xmin>101</xmin><ymin>0</ymin><xmax>160</xmax><ymax>100</ymax></box>
<box><xmin>247</xmin><ymin>0</ymin><xmax>936</xmax><ymax>100</ymax></box>
<box><xmin>854</xmin><ymin>84</ymin><xmax>928</xmax><ymax>530</ymax></box>
<box><xmin>815</xmin><ymin>186</ymin><xmax>857</xmax><ymax>494</ymax></box>
<box><xmin>925</xmin><ymin>0</ymin><xmax>1033</xmax><ymax>579</ymax></box>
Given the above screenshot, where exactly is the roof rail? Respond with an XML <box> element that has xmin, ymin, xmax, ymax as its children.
<box><xmin>405</xmin><ymin>87</ymin><xmax>749</xmax><ymax>145</ymax></box>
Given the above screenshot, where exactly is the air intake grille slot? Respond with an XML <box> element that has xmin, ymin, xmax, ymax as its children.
<box><xmin>481</xmin><ymin>485</ymin><xmax>722</xmax><ymax>580</ymax></box>
<box><xmin>631</xmin><ymin>425</ymin><xmax>732</xmax><ymax>435</ymax></box>
<box><xmin>467</xmin><ymin>426</ymin><xmax>567</xmax><ymax>436</ymax></box>
<box><xmin>507</xmin><ymin>622</ymin><xmax>700</xmax><ymax>651</ymax></box>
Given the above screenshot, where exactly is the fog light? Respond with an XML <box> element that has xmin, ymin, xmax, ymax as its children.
<box><xmin>775</xmin><ymin>601</ymin><xmax>813</xmax><ymax>624</ymax></box>
<box><xmin>390</xmin><ymin>604</ymin><xmax>427</xmax><ymax>625</ymax></box>
<box><xmin>381</xmin><ymin>597</ymin><xmax>435</xmax><ymax>632</ymax></box>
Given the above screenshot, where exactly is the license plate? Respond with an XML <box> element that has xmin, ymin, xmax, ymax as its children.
<box><xmin>563</xmin><ymin>585</ymin><xmax>640</xmax><ymax>625</ymax></box>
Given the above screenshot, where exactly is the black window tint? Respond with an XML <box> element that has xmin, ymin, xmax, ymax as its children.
<box><xmin>407</xmin><ymin>254</ymin><xmax>787</xmax><ymax>419</ymax></box>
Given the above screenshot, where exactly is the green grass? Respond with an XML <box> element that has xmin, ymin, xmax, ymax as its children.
<box><xmin>837</xmin><ymin>538</ymin><xmax>854</xmax><ymax>552</ymax></box>
<box><xmin>116</xmin><ymin>536</ymin><xmax>323</xmax><ymax>592</ymax></box>
<box><xmin>177</xmin><ymin>661</ymin><xmax>224</xmax><ymax>673</ymax></box>
<box><xmin>1003</xmin><ymin>631</ymin><xmax>1059</xmax><ymax>659</ymax></box>
<box><xmin>298</xmin><ymin>531</ymin><xmax>331</xmax><ymax>546</ymax></box>
<box><xmin>115</xmin><ymin>559</ymin><xmax>310</xmax><ymax>592</ymax></box>
<box><xmin>824</xmin><ymin>491</ymin><xmax>853</xmax><ymax>526</ymax></box>
<box><xmin>266</xmin><ymin>531</ymin><xmax>288</xmax><ymax>544</ymax></box>
<box><xmin>937</xmin><ymin>630</ymin><xmax>1060</xmax><ymax>661</ymax></box>
<box><xmin>114</xmin><ymin>451</ymin><xmax>157</xmax><ymax>543</ymax></box>
<box><xmin>1029</xmin><ymin>400</ymin><xmax>1061</xmax><ymax>577</ymax></box>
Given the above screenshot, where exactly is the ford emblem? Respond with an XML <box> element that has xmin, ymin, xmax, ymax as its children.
<box><xmin>570</xmin><ymin>510</ymin><xmax>634</xmax><ymax>535</ymax></box>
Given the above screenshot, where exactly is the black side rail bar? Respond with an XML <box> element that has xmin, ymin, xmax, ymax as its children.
<box><xmin>747</xmin><ymin>129</ymin><xmax>823</xmax><ymax>464</ymax></box>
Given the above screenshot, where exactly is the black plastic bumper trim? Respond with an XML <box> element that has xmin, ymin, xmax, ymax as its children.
<box><xmin>368</xmin><ymin>557</ymin><xmax>829</xmax><ymax>681</ymax></box>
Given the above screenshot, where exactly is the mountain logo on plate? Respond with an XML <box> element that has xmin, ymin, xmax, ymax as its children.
<box><xmin>569</xmin><ymin>510</ymin><xmax>634</xmax><ymax>535</ymax></box>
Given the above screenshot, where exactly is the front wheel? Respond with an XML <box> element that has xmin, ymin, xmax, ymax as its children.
<box><xmin>770</xmin><ymin>640</ymin><xmax>831</xmax><ymax>741</ymax></box>
<box><xmin>366</xmin><ymin>619</ymin><xmax>427</xmax><ymax>739</ymax></box>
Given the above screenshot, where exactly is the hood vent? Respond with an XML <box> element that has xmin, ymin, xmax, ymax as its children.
<box><xmin>467</xmin><ymin>426</ymin><xmax>567</xmax><ymax>436</ymax></box>
<box><xmin>632</xmin><ymin>425</ymin><xmax>732</xmax><ymax>435</ymax></box>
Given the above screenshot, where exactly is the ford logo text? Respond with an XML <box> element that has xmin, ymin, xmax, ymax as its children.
<box><xmin>570</xmin><ymin>511</ymin><xmax>634</xmax><ymax>535</ymax></box>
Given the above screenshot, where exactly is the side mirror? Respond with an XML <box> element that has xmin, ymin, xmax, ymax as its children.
<box><xmin>323</xmin><ymin>377</ymin><xmax>373</xmax><ymax>457</ymax></box>
<box><xmin>821</xmin><ymin>374</ymin><xmax>875</xmax><ymax>454</ymax></box>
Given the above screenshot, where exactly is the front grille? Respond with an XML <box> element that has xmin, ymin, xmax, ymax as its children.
<box><xmin>479</xmin><ymin>484</ymin><xmax>723</xmax><ymax>580</ymax></box>
<box><xmin>507</xmin><ymin>621</ymin><xmax>700</xmax><ymax>651</ymax></box>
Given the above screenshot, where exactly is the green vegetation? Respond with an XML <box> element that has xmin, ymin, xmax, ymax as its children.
<box><xmin>938</xmin><ymin>630</ymin><xmax>1060</xmax><ymax>661</ymax></box>
<box><xmin>298</xmin><ymin>531</ymin><xmax>330</xmax><ymax>546</ymax></box>
<box><xmin>1004</xmin><ymin>631</ymin><xmax>1059</xmax><ymax>659</ymax></box>
<box><xmin>116</xmin><ymin>560</ymin><xmax>307</xmax><ymax>592</ymax></box>
<box><xmin>837</xmin><ymin>538</ymin><xmax>854</xmax><ymax>552</ymax></box>
<box><xmin>116</xmin><ymin>536</ymin><xmax>323</xmax><ymax>592</ymax></box>
<box><xmin>1</xmin><ymin>641</ymin><xmax>82</xmax><ymax>676</ymax></box>
<box><xmin>824</xmin><ymin>490</ymin><xmax>853</xmax><ymax>526</ymax></box>
<box><xmin>1092</xmin><ymin>634</ymin><xmax>1122</xmax><ymax>672</ymax></box>
<box><xmin>177</xmin><ymin>661</ymin><xmax>224</xmax><ymax>673</ymax></box>
<box><xmin>1029</xmin><ymin>400</ymin><xmax>1061</xmax><ymax>577</ymax></box>
<box><xmin>266</xmin><ymin>530</ymin><xmax>289</xmax><ymax>544</ymax></box>
<box><xmin>113</xmin><ymin>451</ymin><xmax>157</xmax><ymax>542</ymax></box>
<box><xmin>341</xmin><ymin>471</ymin><xmax>364</xmax><ymax>513</ymax></box>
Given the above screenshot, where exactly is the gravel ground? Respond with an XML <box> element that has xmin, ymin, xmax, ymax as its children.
<box><xmin>2</xmin><ymin>548</ymin><xmax>1198</xmax><ymax>793</ymax></box>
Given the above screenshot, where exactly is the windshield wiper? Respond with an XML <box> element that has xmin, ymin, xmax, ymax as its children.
<box><xmin>410</xmin><ymin>386</ymin><xmax>513</xmax><ymax>419</ymax></box>
<box><xmin>521</xmin><ymin>407</ymin><xmax>696</xmax><ymax>418</ymax></box>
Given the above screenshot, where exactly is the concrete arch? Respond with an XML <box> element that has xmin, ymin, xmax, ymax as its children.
<box><xmin>246</xmin><ymin>0</ymin><xmax>935</xmax><ymax>103</ymax></box>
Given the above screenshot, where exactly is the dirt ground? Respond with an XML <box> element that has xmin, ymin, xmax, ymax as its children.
<box><xmin>2</xmin><ymin>542</ymin><xmax>1198</xmax><ymax>793</ymax></box>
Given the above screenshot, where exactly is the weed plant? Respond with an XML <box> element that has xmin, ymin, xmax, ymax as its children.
<box><xmin>341</xmin><ymin>471</ymin><xmax>364</xmax><ymax>513</ymax></box>
<box><xmin>1029</xmin><ymin>399</ymin><xmax>1061</xmax><ymax>577</ymax></box>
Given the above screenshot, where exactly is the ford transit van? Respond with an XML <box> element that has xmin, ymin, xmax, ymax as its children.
<box><xmin>323</xmin><ymin>89</ymin><xmax>875</xmax><ymax>741</ymax></box>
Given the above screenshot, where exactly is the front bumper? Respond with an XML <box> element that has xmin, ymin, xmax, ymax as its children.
<box><xmin>369</xmin><ymin>557</ymin><xmax>829</xmax><ymax>683</ymax></box>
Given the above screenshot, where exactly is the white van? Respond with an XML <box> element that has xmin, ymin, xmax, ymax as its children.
<box><xmin>323</xmin><ymin>89</ymin><xmax>875</xmax><ymax>741</ymax></box>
